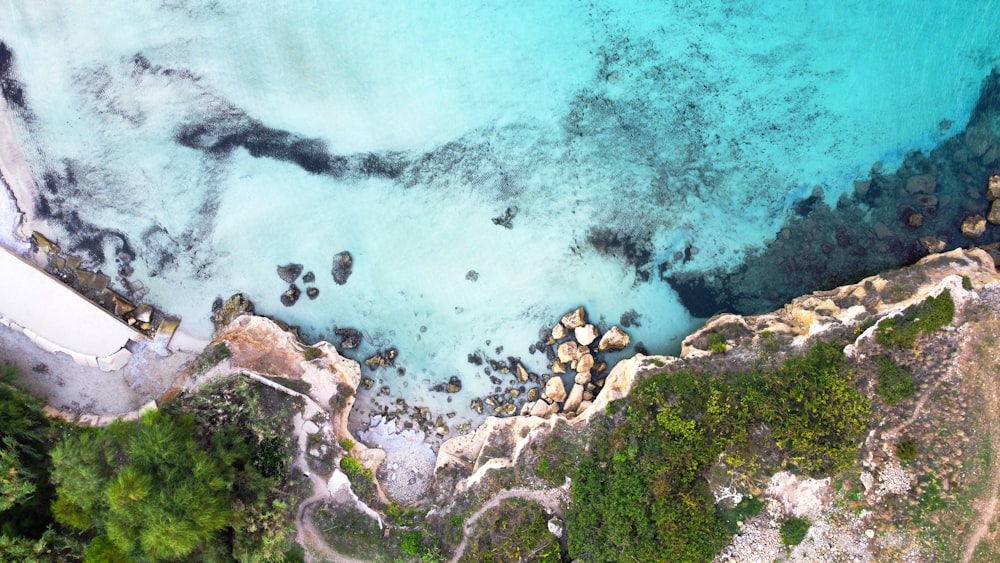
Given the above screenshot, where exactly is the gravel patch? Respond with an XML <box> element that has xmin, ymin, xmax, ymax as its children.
<box><xmin>358</xmin><ymin>415</ymin><xmax>436</xmax><ymax>505</ymax></box>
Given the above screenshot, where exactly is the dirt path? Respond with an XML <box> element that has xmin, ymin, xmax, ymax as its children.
<box><xmin>448</xmin><ymin>487</ymin><xmax>568</xmax><ymax>563</ymax></box>
<box><xmin>240</xmin><ymin>371</ymin><xmax>369</xmax><ymax>563</ymax></box>
<box><xmin>959</xmin><ymin>320</ymin><xmax>1000</xmax><ymax>563</ymax></box>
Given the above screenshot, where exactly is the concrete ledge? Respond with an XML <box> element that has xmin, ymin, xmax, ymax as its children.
<box><xmin>0</xmin><ymin>246</ymin><xmax>143</xmax><ymax>371</ymax></box>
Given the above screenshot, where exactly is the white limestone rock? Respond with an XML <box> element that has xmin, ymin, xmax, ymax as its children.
<box><xmin>560</xmin><ymin>306</ymin><xmax>587</xmax><ymax>329</ymax></box>
<box><xmin>563</xmin><ymin>383</ymin><xmax>584</xmax><ymax>413</ymax></box>
<box><xmin>597</xmin><ymin>325</ymin><xmax>630</xmax><ymax>351</ymax></box>
<box><xmin>575</xmin><ymin>324</ymin><xmax>599</xmax><ymax>346</ymax></box>
<box><xmin>544</xmin><ymin>376</ymin><xmax>567</xmax><ymax>403</ymax></box>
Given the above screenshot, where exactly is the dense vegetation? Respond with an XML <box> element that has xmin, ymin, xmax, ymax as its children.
<box><xmin>0</xmin><ymin>362</ymin><xmax>303</xmax><ymax>562</ymax></box>
<box><xmin>566</xmin><ymin>342</ymin><xmax>871</xmax><ymax>562</ymax></box>
<box><xmin>0</xmin><ymin>364</ymin><xmax>82</xmax><ymax>561</ymax></box>
<box><xmin>875</xmin><ymin>290</ymin><xmax>955</xmax><ymax>349</ymax></box>
<box><xmin>461</xmin><ymin>498</ymin><xmax>561</xmax><ymax>563</ymax></box>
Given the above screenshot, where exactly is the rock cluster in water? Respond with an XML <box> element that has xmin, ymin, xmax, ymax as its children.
<box><xmin>272</xmin><ymin>251</ymin><xmax>353</xmax><ymax>307</ymax></box>
<box><xmin>518</xmin><ymin>306</ymin><xmax>630</xmax><ymax>419</ymax></box>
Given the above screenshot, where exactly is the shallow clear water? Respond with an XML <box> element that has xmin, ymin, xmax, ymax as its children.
<box><xmin>1</xmin><ymin>1</ymin><xmax>999</xmax><ymax>430</ymax></box>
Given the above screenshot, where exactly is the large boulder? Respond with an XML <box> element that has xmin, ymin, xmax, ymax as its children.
<box><xmin>990</xmin><ymin>200</ymin><xmax>1000</xmax><ymax>225</ymax></box>
<box><xmin>557</xmin><ymin>341</ymin><xmax>581</xmax><ymax>364</ymax></box>
<box><xmin>277</xmin><ymin>263</ymin><xmax>303</xmax><ymax>283</ymax></box>
<box><xmin>962</xmin><ymin>215</ymin><xmax>988</xmax><ymax>238</ymax></box>
<box><xmin>544</xmin><ymin>376</ymin><xmax>567</xmax><ymax>403</ymax></box>
<box><xmin>576</xmin><ymin>353</ymin><xmax>595</xmax><ymax>374</ymax></box>
<box><xmin>211</xmin><ymin>293</ymin><xmax>255</xmax><ymax>330</ymax></box>
<box><xmin>551</xmin><ymin>322</ymin><xmax>567</xmax><ymax>340</ymax></box>
<box><xmin>560</xmin><ymin>306</ymin><xmax>587</xmax><ymax>329</ymax></box>
<box><xmin>280</xmin><ymin>284</ymin><xmax>301</xmax><ymax>307</ymax></box>
<box><xmin>597</xmin><ymin>326</ymin><xmax>630</xmax><ymax>352</ymax></box>
<box><xmin>575</xmin><ymin>324</ymin><xmax>599</xmax><ymax>346</ymax></box>
<box><xmin>563</xmin><ymin>383</ymin><xmax>585</xmax><ymax>414</ymax></box>
<box><xmin>332</xmin><ymin>251</ymin><xmax>354</xmax><ymax>285</ymax></box>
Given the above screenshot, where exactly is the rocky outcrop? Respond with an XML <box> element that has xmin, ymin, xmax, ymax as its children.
<box><xmin>277</xmin><ymin>263</ymin><xmax>303</xmax><ymax>283</ymax></box>
<box><xmin>331</xmin><ymin>251</ymin><xmax>353</xmax><ymax>285</ymax></box>
<box><xmin>680</xmin><ymin>248</ymin><xmax>1000</xmax><ymax>358</ymax></box>
<box><xmin>211</xmin><ymin>293</ymin><xmax>255</xmax><ymax>330</ymax></box>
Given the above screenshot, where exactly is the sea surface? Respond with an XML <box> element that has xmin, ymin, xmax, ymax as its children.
<box><xmin>1</xmin><ymin>1</ymin><xmax>999</xmax><ymax>430</ymax></box>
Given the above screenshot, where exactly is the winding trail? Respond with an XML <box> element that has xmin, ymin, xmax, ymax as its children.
<box><xmin>240</xmin><ymin>371</ymin><xmax>368</xmax><ymax>563</ymax></box>
<box><xmin>448</xmin><ymin>487</ymin><xmax>568</xmax><ymax>563</ymax></box>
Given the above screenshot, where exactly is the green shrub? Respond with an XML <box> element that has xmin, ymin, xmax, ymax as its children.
<box><xmin>875</xmin><ymin>356</ymin><xmax>915</xmax><ymax>405</ymax></box>
<box><xmin>465</xmin><ymin>499</ymin><xmax>561</xmax><ymax>563</ymax></box>
<box><xmin>340</xmin><ymin>456</ymin><xmax>376</xmax><ymax>505</ymax></box>
<box><xmin>875</xmin><ymin>290</ymin><xmax>954</xmax><ymax>349</ymax></box>
<box><xmin>766</xmin><ymin>343</ymin><xmax>872</xmax><ymax>473</ymax></box>
<box><xmin>962</xmin><ymin>275</ymin><xmax>973</xmax><ymax>290</ymax></box>
<box><xmin>719</xmin><ymin>496</ymin><xmax>766</xmax><ymax>533</ymax></box>
<box><xmin>303</xmin><ymin>347</ymin><xmax>322</xmax><ymax>361</ymax></box>
<box><xmin>780</xmin><ymin>516</ymin><xmax>810</xmax><ymax>546</ymax></box>
<box><xmin>708</xmin><ymin>333</ymin><xmax>728</xmax><ymax>354</ymax></box>
<box><xmin>338</xmin><ymin>438</ymin><xmax>354</xmax><ymax>451</ymax></box>
<box><xmin>896</xmin><ymin>439</ymin><xmax>918</xmax><ymax>462</ymax></box>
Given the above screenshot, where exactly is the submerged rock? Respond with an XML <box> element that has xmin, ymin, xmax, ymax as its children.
<box><xmin>332</xmin><ymin>251</ymin><xmax>354</xmax><ymax>285</ymax></box>
<box><xmin>961</xmin><ymin>215</ymin><xmax>987</xmax><ymax>238</ymax></box>
<box><xmin>277</xmin><ymin>263</ymin><xmax>303</xmax><ymax>283</ymax></box>
<box><xmin>334</xmin><ymin>327</ymin><xmax>362</xmax><ymax>349</ymax></box>
<box><xmin>491</xmin><ymin>206</ymin><xmax>518</xmax><ymax>229</ymax></box>
<box><xmin>306</xmin><ymin>287</ymin><xmax>319</xmax><ymax>300</ymax></box>
<box><xmin>302</xmin><ymin>271</ymin><xmax>316</xmax><ymax>283</ymax></box>
<box><xmin>447</xmin><ymin>376</ymin><xmax>463</xmax><ymax>393</ymax></box>
<box><xmin>280</xmin><ymin>284</ymin><xmax>301</xmax><ymax>307</ymax></box>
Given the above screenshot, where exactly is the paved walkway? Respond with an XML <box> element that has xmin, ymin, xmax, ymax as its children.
<box><xmin>0</xmin><ymin>246</ymin><xmax>142</xmax><ymax>370</ymax></box>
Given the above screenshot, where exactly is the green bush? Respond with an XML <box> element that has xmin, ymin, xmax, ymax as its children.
<box><xmin>779</xmin><ymin>516</ymin><xmax>810</xmax><ymax>546</ymax></box>
<box><xmin>875</xmin><ymin>356</ymin><xmax>915</xmax><ymax>405</ymax></box>
<box><xmin>962</xmin><ymin>275</ymin><xmax>973</xmax><ymax>290</ymax></box>
<box><xmin>875</xmin><ymin>290</ymin><xmax>954</xmax><ymax>349</ymax></box>
<box><xmin>340</xmin><ymin>456</ymin><xmax>376</xmax><ymax>505</ymax></box>
<box><xmin>766</xmin><ymin>343</ymin><xmax>872</xmax><ymax>473</ymax></box>
<box><xmin>708</xmin><ymin>333</ymin><xmax>728</xmax><ymax>354</ymax></box>
<box><xmin>303</xmin><ymin>347</ymin><xmax>323</xmax><ymax>361</ymax></box>
<box><xmin>464</xmin><ymin>499</ymin><xmax>561</xmax><ymax>563</ymax></box>
<box><xmin>566</xmin><ymin>341</ymin><xmax>871</xmax><ymax>561</ymax></box>
<box><xmin>896</xmin><ymin>439</ymin><xmax>918</xmax><ymax>462</ymax></box>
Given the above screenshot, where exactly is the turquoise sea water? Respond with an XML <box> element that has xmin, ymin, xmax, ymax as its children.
<box><xmin>1</xmin><ymin>1</ymin><xmax>999</xmax><ymax>429</ymax></box>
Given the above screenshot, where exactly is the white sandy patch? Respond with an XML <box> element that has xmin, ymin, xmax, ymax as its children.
<box><xmin>359</xmin><ymin>415</ymin><xmax>436</xmax><ymax>505</ymax></box>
